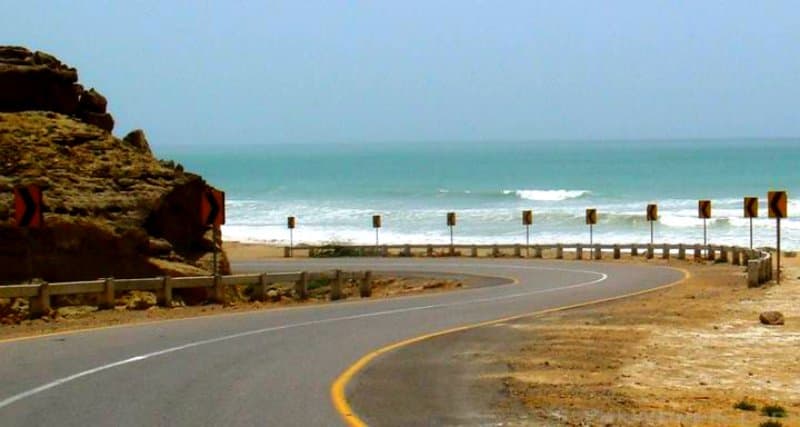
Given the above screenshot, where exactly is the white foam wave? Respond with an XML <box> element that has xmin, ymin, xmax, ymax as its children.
<box><xmin>504</xmin><ymin>189</ymin><xmax>590</xmax><ymax>201</ymax></box>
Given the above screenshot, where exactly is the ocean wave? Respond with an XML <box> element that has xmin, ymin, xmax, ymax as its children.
<box><xmin>503</xmin><ymin>189</ymin><xmax>591</xmax><ymax>201</ymax></box>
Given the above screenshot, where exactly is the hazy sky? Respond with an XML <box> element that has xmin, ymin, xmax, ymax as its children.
<box><xmin>3</xmin><ymin>1</ymin><xmax>799</xmax><ymax>146</ymax></box>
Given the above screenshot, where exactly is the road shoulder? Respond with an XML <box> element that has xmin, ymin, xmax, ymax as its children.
<box><xmin>347</xmin><ymin>258</ymin><xmax>800</xmax><ymax>426</ymax></box>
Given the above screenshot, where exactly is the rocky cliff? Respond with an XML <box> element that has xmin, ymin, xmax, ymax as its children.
<box><xmin>0</xmin><ymin>47</ymin><xmax>229</xmax><ymax>284</ymax></box>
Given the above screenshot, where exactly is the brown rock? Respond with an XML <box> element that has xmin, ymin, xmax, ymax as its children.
<box><xmin>0</xmin><ymin>46</ymin><xmax>115</xmax><ymax>131</ymax></box>
<box><xmin>123</xmin><ymin>129</ymin><xmax>152</xmax><ymax>155</ymax></box>
<box><xmin>78</xmin><ymin>88</ymin><xmax>107</xmax><ymax>113</ymax></box>
<box><xmin>148</xmin><ymin>238</ymin><xmax>173</xmax><ymax>255</ymax></box>
<box><xmin>759</xmin><ymin>311</ymin><xmax>785</xmax><ymax>325</ymax></box>
<box><xmin>0</xmin><ymin>111</ymin><xmax>228</xmax><ymax>283</ymax></box>
<box><xmin>78</xmin><ymin>111</ymin><xmax>114</xmax><ymax>132</ymax></box>
<box><xmin>0</xmin><ymin>46</ymin><xmax>80</xmax><ymax>114</ymax></box>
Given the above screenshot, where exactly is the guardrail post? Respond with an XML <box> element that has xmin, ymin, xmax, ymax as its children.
<box><xmin>295</xmin><ymin>272</ymin><xmax>308</xmax><ymax>300</ymax></box>
<box><xmin>768</xmin><ymin>256</ymin><xmax>774</xmax><ymax>281</ymax></box>
<box><xmin>747</xmin><ymin>260</ymin><xmax>761</xmax><ymax>287</ymax></box>
<box><xmin>594</xmin><ymin>245</ymin><xmax>602</xmax><ymax>260</ymax></box>
<box><xmin>403</xmin><ymin>244</ymin><xmax>411</xmax><ymax>257</ymax></box>
<box><xmin>631</xmin><ymin>245</ymin><xmax>638</xmax><ymax>257</ymax></box>
<box><xmin>381</xmin><ymin>245</ymin><xmax>388</xmax><ymax>257</ymax></box>
<box><xmin>660</xmin><ymin>244</ymin><xmax>668</xmax><ymax>260</ymax></box>
<box><xmin>254</xmin><ymin>273</ymin><xmax>269</xmax><ymax>301</ymax></box>
<box><xmin>427</xmin><ymin>245</ymin><xmax>433</xmax><ymax>257</ymax></box>
<box><xmin>284</xmin><ymin>247</ymin><xmax>291</xmax><ymax>258</ymax></box>
<box><xmin>514</xmin><ymin>244</ymin><xmax>521</xmax><ymax>257</ymax></box>
<box><xmin>160</xmin><ymin>276</ymin><xmax>173</xmax><ymax>307</ymax></box>
<box><xmin>359</xmin><ymin>271</ymin><xmax>372</xmax><ymax>298</ymax></box>
<box><xmin>731</xmin><ymin>248</ymin><xmax>740</xmax><ymax>265</ymax></box>
<box><xmin>213</xmin><ymin>275</ymin><xmax>225</xmax><ymax>304</ymax></box>
<box><xmin>471</xmin><ymin>245</ymin><xmax>478</xmax><ymax>257</ymax></box>
<box><xmin>556</xmin><ymin>244</ymin><xmax>563</xmax><ymax>259</ymax></box>
<box><xmin>576</xmin><ymin>244</ymin><xmax>583</xmax><ymax>260</ymax></box>
<box><xmin>449</xmin><ymin>245</ymin><xmax>456</xmax><ymax>256</ymax></box>
<box><xmin>613</xmin><ymin>244</ymin><xmax>621</xmax><ymax>259</ymax></box>
<box><xmin>719</xmin><ymin>246</ymin><xmax>728</xmax><ymax>262</ymax></box>
<box><xmin>678</xmin><ymin>244</ymin><xmax>685</xmax><ymax>260</ymax></box>
<box><xmin>534</xmin><ymin>245</ymin><xmax>543</xmax><ymax>258</ymax></box>
<box><xmin>331</xmin><ymin>270</ymin><xmax>343</xmax><ymax>301</ymax></box>
<box><xmin>492</xmin><ymin>245</ymin><xmax>500</xmax><ymax>257</ymax></box>
<box><xmin>646</xmin><ymin>244</ymin><xmax>654</xmax><ymax>259</ymax></box>
<box><xmin>29</xmin><ymin>282</ymin><xmax>51</xmax><ymax>318</ymax></box>
<box><xmin>693</xmin><ymin>245</ymin><xmax>702</xmax><ymax>260</ymax></box>
<box><xmin>100</xmin><ymin>277</ymin><xmax>115</xmax><ymax>309</ymax></box>
<box><xmin>706</xmin><ymin>246</ymin><xmax>715</xmax><ymax>261</ymax></box>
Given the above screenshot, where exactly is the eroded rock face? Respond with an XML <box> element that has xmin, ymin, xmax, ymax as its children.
<box><xmin>0</xmin><ymin>47</ymin><xmax>230</xmax><ymax>283</ymax></box>
<box><xmin>0</xmin><ymin>46</ymin><xmax>115</xmax><ymax>132</ymax></box>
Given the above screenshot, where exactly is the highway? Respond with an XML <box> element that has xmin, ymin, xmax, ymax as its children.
<box><xmin>0</xmin><ymin>258</ymin><xmax>683</xmax><ymax>426</ymax></box>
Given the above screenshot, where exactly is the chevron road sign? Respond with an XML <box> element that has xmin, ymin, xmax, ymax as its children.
<box><xmin>200</xmin><ymin>188</ymin><xmax>225</xmax><ymax>227</ymax></box>
<box><xmin>14</xmin><ymin>185</ymin><xmax>43</xmax><ymax>228</ymax></box>
<box><xmin>768</xmin><ymin>191</ymin><xmax>787</xmax><ymax>219</ymax></box>
<box><xmin>768</xmin><ymin>191</ymin><xmax>787</xmax><ymax>283</ymax></box>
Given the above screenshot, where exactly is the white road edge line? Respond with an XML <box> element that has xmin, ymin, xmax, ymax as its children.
<box><xmin>0</xmin><ymin>265</ymin><xmax>606</xmax><ymax>411</ymax></box>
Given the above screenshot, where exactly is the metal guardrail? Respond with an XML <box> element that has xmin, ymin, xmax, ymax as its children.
<box><xmin>288</xmin><ymin>242</ymin><xmax>773</xmax><ymax>286</ymax></box>
<box><xmin>1</xmin><ymin>242</ymin><xmax>773</xmax><ymax>319</ymax></box>
<box><xmin>1</xmin><ymin>270</ymin><xmax>373</xmax><ymax>318</ymax></box>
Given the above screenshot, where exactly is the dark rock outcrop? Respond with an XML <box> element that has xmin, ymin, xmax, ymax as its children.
<box><xmin>0</xmin><ymin>48</ymin><xmax>228</xmax><ymax>284</ymax></box>
<box><xmin>0</xmin><ymin>46</ymin><xmax>115</xmax><ymax>132</ymax></box>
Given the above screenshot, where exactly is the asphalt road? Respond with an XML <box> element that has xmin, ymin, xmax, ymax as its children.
<box><xmin>0</xmin><ymin>258</ymin><xmax>683</xmax><ymax>426</ymax></box>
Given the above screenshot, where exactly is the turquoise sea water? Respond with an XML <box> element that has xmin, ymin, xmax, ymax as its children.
<box><xmin>160</xmin><ymin>140</ymin><xmax>800</xmax><ymax>249</ymax></box>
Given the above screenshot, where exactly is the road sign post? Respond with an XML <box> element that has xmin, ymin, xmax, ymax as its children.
<box><xmin>287</xmin><ymin>216</ymin><xmax>296</xmax><ymax>257</ymax></box>
<box><xmin>200</xmin><ymin>188</ymin><xmax>225</xmax><ymax>276</ymax></box>
<box><xmin>447</xmin><ymin>212</ymin><xmax>456</xmax><ymax>255</ymax></box>
<box><xmin>14</xmin><ymin>185</ymin><xmax>44</xmax><ymax>281</ymax></box>
<box><xmin>585</xmin><ymin>209</ymin><xmax>597</xmax><ymax>248</ymax></box>
<box><xmin>522</xmin><ymin>210</ymin><xmax>533</xmax><ymax>257</ymax></box>
<box><xmin>646</xmin><ymin>204</ymin><xmax>658</xmax><ymax>245</ymax></box>
<box><xmin>698</xmin><ymin>200</ymin><xmax>711</xmax><ymax>253</ymax></box>
<box><xmin>768</xmin><ymin>191</ymin><xmax>787</xmax><ymax>284</ymax></box>
<box><xmin>744</xmin><ymin>197</ymin><xmax>758</xmax><ymax>249</ymax></box>
<box><xmin>372</xmin><ymin>215</ymin><xmax>381</xmax><ymax>255</ymax></box>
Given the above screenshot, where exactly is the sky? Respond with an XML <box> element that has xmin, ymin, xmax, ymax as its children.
<box><xmin>2</xmin><ymin>1</ymin><xmax>799</xmax><ymax>147</ymax></box>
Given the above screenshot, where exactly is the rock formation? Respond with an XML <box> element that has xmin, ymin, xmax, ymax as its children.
<box><xmin>0</xmin><ymin>47</ymin><xmax>228</xmax><ymax>284</ymax></box>
<box><xmin>0</xmin><ymin>46</ymin><xmax>114</xmax><ymax>132</ymax></box>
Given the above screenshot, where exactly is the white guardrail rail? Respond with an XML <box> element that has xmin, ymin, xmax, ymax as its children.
<box><xmin>0</xmin><ymin>243</ymin><xmax>772</xmax><ymax>319</ymax></box>
<box><xmin>289</xmin><ymin>242</ymin><xmax>773</xmax><ymax>286</ymax></box>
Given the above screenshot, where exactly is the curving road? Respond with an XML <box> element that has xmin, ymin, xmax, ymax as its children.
<box><xmin>0</xmin><ymin>258</ymin><xmax>683</xmax><ymax>426</ymax></box>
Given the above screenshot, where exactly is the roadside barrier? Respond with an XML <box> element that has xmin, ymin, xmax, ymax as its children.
<box><xmin>0</xmin><ymin>243</ymin><xmax>774</xmax><ymax>319</ymax></box>
<box><xmin>288</xmin><ymin>242</ymin><xmax>773</xmax><ymax>287</ymax></box>
<box><xmin>0</xmin><ymin>270</ymin><xmax>372</xmax><ymax>318</ymax></box>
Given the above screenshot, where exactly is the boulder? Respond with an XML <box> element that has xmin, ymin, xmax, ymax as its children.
<box><xmin>123</xmin><ymin>129</ymin><xmax>152</xmax><ymax>155</ymax></box>
<box><xmin>759</xmin><ymin>311</ymin><xmax>785</xmax><ymax>326</ymax></box>
<box><xmin>148</xmin><ymin>238</ymin><xmax>173</xmax><ymax>255</ymax></box>
<box><xmin>78</xmin><ymin>88</ymin><xmax>107</xmax><ymax>113</ymax></box>
<box><xmin>78</xmin><ymin>111</ymin><xmax>114</xmax><ymax>132</ymax></box>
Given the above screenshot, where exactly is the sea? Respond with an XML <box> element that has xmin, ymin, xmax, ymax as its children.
<box><xmin>159</xmin><ymin>139</ymin><xmax>800</xmax><ymax>250</ymax></box>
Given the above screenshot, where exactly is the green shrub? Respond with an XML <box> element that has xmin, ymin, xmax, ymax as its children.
<box><xmin>761</xmin><ymin>404</ymin><xmax>787</xmax><ymax>418</ymax></box>
<box><xmin>733</xmin><ymin>400</ymin><xmax>757</xmax><ymax>411</ymax></box>
<box><xmin>307</xmin><ymin>277</ymin><xmax>330</xmax><ymax>290</ymax></box>
<box><xmin>313</xmin><ymin>245</ymin><xmax>363</xmax><ymax>257</ymax></box>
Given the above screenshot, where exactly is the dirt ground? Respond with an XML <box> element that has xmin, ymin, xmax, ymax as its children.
<box><xmin>491</xmin><ymin>255</ymin><xmax>800</xmax><ymax>426</ymax></box>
